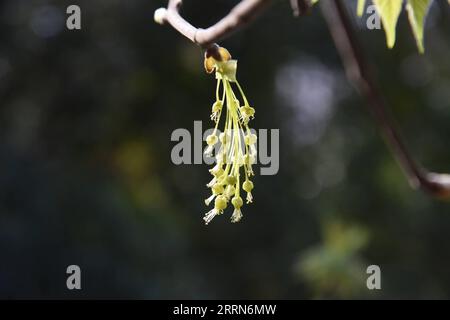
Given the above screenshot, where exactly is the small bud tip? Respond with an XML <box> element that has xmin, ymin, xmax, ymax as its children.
<box><xmin>154</xmin><ymin>8</ymin><xmax>167</xmax><ymax>25</ymax></box>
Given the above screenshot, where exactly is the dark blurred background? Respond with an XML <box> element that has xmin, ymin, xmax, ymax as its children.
<box><xmin>0</xmin><ymin>0</ymin><xmax>449</xmax><ymax>299</ymax></box>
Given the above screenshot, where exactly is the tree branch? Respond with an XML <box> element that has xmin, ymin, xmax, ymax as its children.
<box><xmin>320</xmin><ymin>0</ymin><xmax>450</xmax><ymax>199</ymax></box>
<box><xmin>154</xmin><ymin>0</ymin><xmax>272</xmax><ymax>49</ymax></box>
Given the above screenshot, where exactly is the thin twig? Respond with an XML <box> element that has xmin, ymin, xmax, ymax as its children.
<box><xmin>290</xmin><ymin>0</ymin><xmax>312</xmax><ymax>17</ymax></box>
<box><xmin>320</xmin><ymin>0</ymin><xmax>450</xmax><ymax>199</ymax></box>
<box><xmin>154</xmin><ymin>0</ymin><xmax>272</xmax><ymax>49</ymax></box>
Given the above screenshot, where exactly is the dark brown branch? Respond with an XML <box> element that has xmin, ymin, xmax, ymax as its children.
<box><xmin>320</xmin><ymin>0</ymin><xmax>450</xmax><ymax>199</ymax></box>
<box><xmin>154</xmin><ymin>0</ymin><xmax>272</xmax><ymax>49</ymax></box>
<box><xmin>290</xmin><ymin>0</ymin><xmax>312</xmax><ymax>17</ymax></box>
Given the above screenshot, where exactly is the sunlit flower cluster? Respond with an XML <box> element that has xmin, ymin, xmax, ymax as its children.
<box><xmin>203</xmin><ymin>46</ymin><xmax>256</xmax><ymax>225</ymax></box>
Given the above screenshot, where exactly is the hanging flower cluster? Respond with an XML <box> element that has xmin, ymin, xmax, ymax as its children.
<box><xmin>202</xmin><ymin>46</ymin><xmax>257</xmax><ymax>225</ymax></box>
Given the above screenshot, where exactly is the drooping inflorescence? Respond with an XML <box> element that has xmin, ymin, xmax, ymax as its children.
<box><xmin>202</xmin><ymin>46</ymin><xmax>257</xmax><ymax>225</ymax></box>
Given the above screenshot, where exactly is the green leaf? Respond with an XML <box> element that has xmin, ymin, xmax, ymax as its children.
<box><xmin>406</xmin><ymin>0</ymin><xmax>432</xmax><ymax>53</ymax></box>
<box><xmin>373</xmin><ymin>0</ymin><xmax>404</xmax><ymax>48</ymax></box>
<box><xmin>357</xmin><ymin>0</ymin><xmax>366</xmax><ymax>17</ymax></box>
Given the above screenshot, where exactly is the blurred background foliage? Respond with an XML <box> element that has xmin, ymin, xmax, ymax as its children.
<box><xmin>0</xmin><ymin>0</ymin><xmax>449</xmax><ymax>299</ymax></box>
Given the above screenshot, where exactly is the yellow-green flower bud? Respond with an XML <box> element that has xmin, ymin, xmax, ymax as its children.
<box><xmin>226</xmin><ymin>175</ymin><xmax>237</xmax><ymax>185</ymax></box>
<box><xmin>206</xmin><ymin>134</ymin><xmax>218</xmax><ymax>146</ymax></box>
<box><xmin>212</xmin><ymin>183</ymin><xmax>224</xmax><ymax>195</ymax></box>
<box><xmin>214</xmin><ymin>195</ymin><xmax>227</xmax><ymax>211</ymax></box>
<box><xmin>243</xmin><ymin>180</ymin><xmax>254</xmax><ymax>193</ymax></box>
<box><xmin>209</xmin><ymin>166</ymin><xmax>224</xmax><ymax>177</ymax></box>
<box><xmin>240</xmin><ymin>106</ymin><xmax>255</xmax><ymax>117</ymax></box>
<box><xmin>212</xmin><ymin>101</ymin><xmax>222</xmax><ymax>113</ymax></box>
<box><xmin>231</xmin><ymin>196</ymin><xmax>243</xmax><ymax>209</ymax></box>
